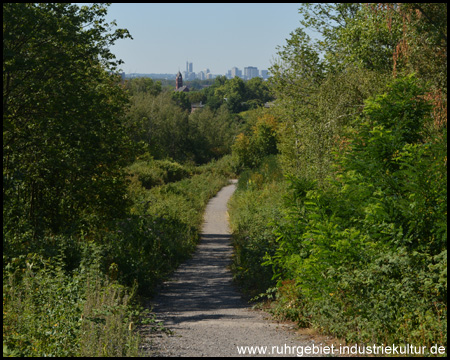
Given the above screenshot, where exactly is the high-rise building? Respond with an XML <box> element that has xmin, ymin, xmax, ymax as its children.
<box><xmin>197</xmin><ymin>71</ymin><xmax>205</xmax><ymax>80</ymax></box>
<box><xmin>184</xmin><ymin>61</ymin><xmax>194</xmax><ymax>80</ymax></box>
<box><xmin>244</xmin><ymin>66</ymin><xmax>259</xmax><ymax>80</ymax></box>
<box><xmin>231</xmin><ymin>67</ymin><xmax>242</xmax><ymax>78</ymax></box>
<box><xmin>197</xmin><ymin>68</ymin><xmax>211</xmax><ymax>81</ymax></box>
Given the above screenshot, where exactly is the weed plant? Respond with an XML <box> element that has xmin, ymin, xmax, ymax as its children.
<box><xmin>104</xmin><ymin>156</ymin><xmax>232</xmax><ymax>296</ymax></box>
<box><xmin>228</xmin><ymin>156</ymin><xmax>287</xmax><ymax>298</ymax></box>
<box><xmin>126</xmin><ymin>157</ymin><xmax>191</xmax><ymax>189</ymax></box>
<box><xmin>3</xmin><ymin>155</ymin><xmax>235</xmax><ymax>356</ymax></box>
<box><xmin>3</xmin><ymin>246</ymin><xmax>142</xmax><ymax>357</ymax></box>
<box><xmin>228</xmin><ymin>77</ymin><xmax>447</xmax><ymax>351</ymax></box>
<box><xmin>265</xmin><ymin>76</ymin><xmax>447</xmax><ymax>349</ymax></box>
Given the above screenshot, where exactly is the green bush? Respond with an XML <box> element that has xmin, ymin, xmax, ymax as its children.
<box><xmin>103</xmin><ymin>214</ymin><xmax>196</xmax><ymax>297</ymax></box>
<box><xmin>126</xmin><ymin>159</ymin><xmax>191</xmax><ymax>190</ymax></box>
<box><xmin>3</xmin><ymin>157</ymin><xmax>234</xmax><ymax>356</ymax></box>
<box><xmin>229</xmin><ymin>156</ymin><xmax>286</xmax><ymax>298</ymax></box>
<box><xmin>196</xmin><ymin>154</ymin><xmax>238</xmax><ymax>178</ymax></box>
<box><xmin>127</xmin><ymin>161</ymin><xmax>166</xmax><ymax>189</ymax></box>
<box><xmin>3</xmin><ymin>4</ymin><xmax>134</xmax><ymax>239</ymax></box>
<box><xmin>156</xmin><ymin>159</ymin><xmax>190</xmax><ymax>183</ymax></box>
<box><xmin>111</xmin><ymin>161</ymin><xmax>231</xmax><ymax>296</ymax></box>
<box><xmin>4</xmin><ymin>4</ymin><xmax>241</xmax><ymax>357</ymax></box>
<box><xmin>3</xmin><ymin>245</ymin><xmax>143</xmax><ymax>357</ymax></box>
<box><xmin>232</xmin><ymin>113</ymin><xmax>279</xmax><ymax>171</ymax></box>
<box><xmin>263</xmin><ymin>76</ymin><xmax>447</xmax><ymax>347</ymax></box>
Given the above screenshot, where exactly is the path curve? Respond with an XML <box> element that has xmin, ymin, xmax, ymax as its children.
<box><xmin>144</xmin><ymin>180</ymin><xmax>321</xmax><ymax>357</ymax></box>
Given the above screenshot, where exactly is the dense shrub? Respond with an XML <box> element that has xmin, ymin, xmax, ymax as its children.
<box><xmin>3</xmin><ymin>5</ymin><xmax>147</xmax><ymax>356</ymax></box>
<box><xmin>112</xmin><ymin>159</ymin><xmax>231</xmax><ymax>296</ymax></box>
<box><xmin>227</xmin><ymin>3</ymin><xmax>447</xmax><ymax>353</ymax></box>
<box><xmin>228</xmin><ymin>156</ymin><xmax>286</xmax><ymax>298</ymax></box>
<box><xmin>263</xmin><ymin>76</ymin><xmax>447</xmax><ymax>347</ymax></box>
<box><xmin>3</xmin><ymin>4</ymin><xmax>134</xmax><ymax>239</ymax></box>
<box><xmin>3</xmin><ymin>245</ymin><xmax>143</xmax><ymax>357</ymax></box>
<box><xmin>232</xmin><ymin>113</ymin><xmax>279</xmax><ymax>171</ymax></box>
<box><xmin>3</xmin><ymin>3</ymin><xmax>242</xmax><ymax>357</ymax></box>
<box><xmin>3</xmin><ymin>158</ymin><xmax>233</xmax><ymax>355</ymax></box>
<box><xmin>188</xmin><ymin>105</ymin><xmax>239</xmax><ymax>163</ymax></box>
<box><xmin>126</xmin><ymin>158</ymin><xmax>191</xmax><ymax>189</ymax></box>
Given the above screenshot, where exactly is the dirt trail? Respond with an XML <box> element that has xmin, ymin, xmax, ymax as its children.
<box><xmin>143</xmin><ymin>180</ymin><xmax>322</xmax><ymax>357</ymax></box>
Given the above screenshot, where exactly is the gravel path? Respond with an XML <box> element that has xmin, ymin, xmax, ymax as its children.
<box><xmin>143</xmin><ymin>180</ymin><xmax>323</xmax><ymax>357</ymax></box>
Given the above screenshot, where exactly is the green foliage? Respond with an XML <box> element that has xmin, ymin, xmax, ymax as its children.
<box><xmin>114</xmin><ymin>161</ymin><xmax>230</xmax><ymax>295</ymax></box>
<box><xmin>214</xmin><ymin>77</ymin><xmax>248</xmax><ymax>113</ymax></box>
<box><xmin>171</xmin><ymin>91</ymin><xmax>191</xmax><ymax>112</ymax></box>
<box><xmin>229</xmin><ymin>156</ymin><xmax>286</xmax><ymax>298</ymax></box>
<box><xmin>3</xmin><ymin>246</ymin><xmax>144</xmax><ymax>357</ymax></box>
<box><xmin>244</xmin><ymin>77</ymin><xmax>273</xmax><ymax>109</ymax></box>
<box><xmin>228</xmin><ymin>2</ymin><xmax>447</xmax><ymax>351</ymax></box>
<box><xmin>269</xmin><ymin>3</ymin><xmax>446</xmax><ymax>185</ymax></box>
<box><xmin>3</xmin><ymin>3</ymin><xmax>243</xmax><ymax>357</ymax></box>
<box><xmin>3</xmin><ymin>157</ymin><xmax>233</xmax><ymax>356</ymax></box>
<box><xmin>263</xmin><ymin>76</ymin><xmax>447</xmax><ymax>346</ymax></box>
<box><xmin>125</xmin><ymin>91</ymin><xmax>190</xmax><ymax>160</ymax></box>
<box><xmin>188</xmin><ymin>105</ymin><xmax>239</xmax><ymax>163</ymax></box>
<box><xmin>270</xmin><ymin>28</ymin><xmax>390</xmax><ymax>182</ymax></box>
<box><xmin>127</xmin><ymin>158</ymin><xmax>190</xmax><ymax>189</ymax></box>
<box><xmin>2</xmin><ymin>5</ymin><xmax>146</xmax><ymax>353</ymax></box>
<box><xmin>3</xmin><ymin>3</ymin><xmax>134</xmax><ymax>238</ymax></box>
<box><xmin>125</xmin><ymin>75</ymin><xmax>272</xmax><ymax>166</ymax></box>
<box><xmin>232</xmin><ymin>111</ymin><xmax>279</xmax><ymax>171</ymax></box>
<box><xmin>195</xmin><ymin>153</ymin><xmax>238</xmax><ymax>179</ymax></box>
<box><xmin>126</xmin><ymin>83</ymin><xmax>241</xmax><ymax>164</ymax></box>
<box><xmin>5</xmin><ymin>1</ymin><xmax>446</xmax><ymax>355</ymax></box>
<box><xmin>211</xmin><ymin>76</ymin><xmax>274</xmax><ymax>113</ymax></box>
<box><xmin>388</xmin><ymin>3</ymin><xmax>447</xmax><ymax>93</ymax></box>
<box><xmin>303</xmin><ymin>4</ymin><xmax>401</xmax><ymax>73</ymax></box>
<box><xmin>185</xmin><ymin>77</ymin><xmax>224</xmax><ymax>110</ymax></box>
<box><xmin>125</xmin><ymin>77</ymin><xmax>162</xmax><ymax>97</ymax></box>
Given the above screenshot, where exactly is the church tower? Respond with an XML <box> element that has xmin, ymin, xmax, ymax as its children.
<box><xmin>175</xmin><ymin>71</ymin><xmax>183</xmax><ymax>90</ymax></box>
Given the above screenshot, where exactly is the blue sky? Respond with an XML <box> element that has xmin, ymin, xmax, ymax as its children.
<box><xmin>96</xmin><ymin>3</ymin><xmax>308</xmax><ymax>75</ymax></box>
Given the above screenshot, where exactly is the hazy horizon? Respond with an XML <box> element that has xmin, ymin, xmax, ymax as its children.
<box><xmin>96</xmin><ymin>3</ymin><xmax>314</xmax><ymax>75</ymax></box>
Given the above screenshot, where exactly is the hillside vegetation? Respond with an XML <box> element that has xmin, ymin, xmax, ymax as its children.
<box><xmin>229</xmin><ymin>3</ymin><xmax>447</xmax><ymax>353</ymax></box>
<box><xmin>3</xmin><ymin>3</ymin><xmax>446</xmax><ymax>357</ymax></box>
<box><xmin>3</xmin><ymin>4</ymin><xmax>238</xmax><ymax>356</ymax></box>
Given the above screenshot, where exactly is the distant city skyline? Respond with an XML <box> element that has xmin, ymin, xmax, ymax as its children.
<box><xmin>98</xmin><ymin>3</ymin><xmax>316</xmax><ymax>75</ymax></box>
<box><xmin>182</xmin><ymin>63</ymin><xmax>268</xmax><ymax>80</ymax></box>
<box><xmin>123</xmin><ymin>63</ymin><xmax>269</xmax><ymax>81</ymax></box>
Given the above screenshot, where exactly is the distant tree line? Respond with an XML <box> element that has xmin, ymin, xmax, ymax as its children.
<box><xmin>123</xmin><ymin>75</ymin><xmax>274</xmax><ymax>164</ymax></box>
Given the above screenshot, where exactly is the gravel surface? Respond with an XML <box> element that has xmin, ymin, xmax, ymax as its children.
<box><xmin>142</xmin><ymin>180</ymin><xmax>324</xmax><ymax>357</ymax></box>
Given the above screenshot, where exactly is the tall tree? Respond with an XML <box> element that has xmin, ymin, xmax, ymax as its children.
<box><xmin>126</xmin><ymin>92</ymin><xmax>190</xmax><ymax>161</ymax></box>
<box><xmin>215</xmin><ymin>77</ymin><xmax>248</xmax><ymax>113</ymax></box>
<box><xmin>3</xmin><ymin>3</ymin><xmax>133</xmax><ymax>241</ymax></box>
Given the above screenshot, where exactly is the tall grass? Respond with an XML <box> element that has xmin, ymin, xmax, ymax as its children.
<box><xmin>228</xmin><ymin>156</ymin><xmax>286</xmax><ymax>298</ymax></box>
<box><xmin>3</xmin><ymin>155</ymin><xmax>236</xmax><ymax>357</ymax></box>
<box><xmin>3</xmin><ymin>246</ymin><xmax>142</xmax><ymax>357</ymax></box>
<box><xmin>114</xmin><ymin>156</ymin><xmax>232</xmax><ymax>296</ymax></box>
